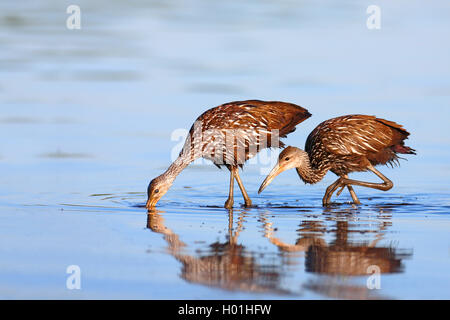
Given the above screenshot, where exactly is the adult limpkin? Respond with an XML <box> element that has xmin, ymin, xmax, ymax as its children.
<box><xmin>258</xmin><ymin>114</ymin><xmax>416</xmax><ymax>205</ymax></box>
<box><xmin>146</xmin><ymin>100</ymin><xmax>311</xmax><ymax>209</ymax></box>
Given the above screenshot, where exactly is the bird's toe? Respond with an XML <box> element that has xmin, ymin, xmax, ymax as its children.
<box><xmin>224</xmin><ymin>199</ymin><xmax>234</xmax><ymax>209</ymax></box>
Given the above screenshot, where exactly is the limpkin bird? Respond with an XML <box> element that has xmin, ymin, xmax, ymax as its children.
<box><xmin>258</xmin><ymin>114</ymin><xmax>416</xmax><ymax>205</ymax></box>
<box><xmin>146</xmin><ymin>100</ymin><xmax>311</xmax><ymax>209</ymax></box>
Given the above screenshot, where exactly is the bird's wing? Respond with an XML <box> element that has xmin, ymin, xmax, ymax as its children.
<box><xmin>200</xmin><ymin>100</ymin><xmax>310</xmax><ymax>147</ymax></box>
<box><xmin>306</xmin><ymin>115</ymin><xmax>394</xmax><ymax>157</ymax></box>
<box><xmin>184</xmin><ymin>100</ymin><xmax>310</xmax><ymax>166</ymax></box>
<box><xmin>201</xmin><ymin>100</ymin><xmax>310</xmax><ymax>132</ymax></box>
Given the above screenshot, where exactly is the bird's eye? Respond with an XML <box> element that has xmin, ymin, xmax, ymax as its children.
<box><xmin>154</xmin><ymin>189</ymin><xmax>159</xmax><ymax>194</ymax></box>
<box><xmin>285</xmin><ymin>157</ymin><xmax>290</xmax><ymax>161</ymax></box>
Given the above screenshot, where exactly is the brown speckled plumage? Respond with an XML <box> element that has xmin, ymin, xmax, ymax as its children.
<box><xmin>147</xmin><ymin>100</ymin><xmax>311</xmax><ymax>209</ymax></box>
<box><xmin>259</xmin><ymin>114</ymin><xmax>416</xmax><ymax>206</ymax></box>
<box><xmin>182</xmin><ymin>100</ymin><xmax>311</xmax><ymax>167</ymax></box>
<box><xmin>304</xmin><ymin>114</ymin><xmax>415</xmax><ymax>178</ymax></box>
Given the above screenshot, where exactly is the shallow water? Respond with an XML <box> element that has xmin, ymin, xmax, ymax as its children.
<box><xmin>1</xmin><ymin>1</ymin><xmax>450</xmax><ymax>299</ymax></box>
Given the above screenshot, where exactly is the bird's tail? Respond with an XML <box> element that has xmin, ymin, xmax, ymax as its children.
<box><xmin>393</xmin><ymin>144</ymin><xmax>416</xmax><ymax>155</ymax></box>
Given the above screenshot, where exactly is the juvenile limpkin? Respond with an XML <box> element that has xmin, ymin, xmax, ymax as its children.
<box><xmin>146</xmin><ymin>100</ymin><xmax>311</xmax><ymax>209</ymax></box>
<box><xmin>258</xmin><ymin>114</ymin><xmax>416</xmax><ymax>206</ymax></box>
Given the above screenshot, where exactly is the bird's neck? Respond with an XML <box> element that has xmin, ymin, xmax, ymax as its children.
<box><xmin>295</xmin><ymin>154</ymin><xmax>328</xmax><ymax>184</ymax></box>
<box><xmin>162</xmin><ymin>153</ymin><xmax>192</xmax><ymax>183</ymax></box>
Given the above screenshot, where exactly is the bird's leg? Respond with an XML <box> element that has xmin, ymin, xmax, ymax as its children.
<box><xmin>334</xmin><ymin>165</ymin><xmax>393</xmax><ymax>195</ymax></box>
<box><xmin>224</xmin><ymin>167</ymin><xmax>235</xmax><ymax>209</ymax></box>
<box><xmin>322</xmin><ymin>178</ymin><xmax>343</xmax><ymax>206</ymax></box>
<box><xmin>346</xmin><ymin>185</ymin><xmax>361</xmax><ymax>204</ymax></box>
<box><xmin>336</xmin><ymin>174</ymin><xmax>361</xmax><ymax>204</ymax></box>
<box><xmin>233</xmin><ymin>167</ymin><xmax>252</xmax><ymax>207</ymax></box>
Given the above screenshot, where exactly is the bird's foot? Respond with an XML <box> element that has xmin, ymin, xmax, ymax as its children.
<box><xmin>224</xmin><ymin>199</ymin><xmax>234</xmax><ymax>209</ymax></box>
<box><xmin>322</xmin><ymin>200</ymin><xmax>337</xmax><ymax>207</ymax></box>
<box><xmin>243</xmin><ymin>199</ymin><xmax>252</xmax><ymax>208</ymax></box>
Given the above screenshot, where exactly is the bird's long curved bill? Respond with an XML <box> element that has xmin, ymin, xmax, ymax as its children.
<box><xmin>258</xmin><ymin>163</ymin><xmax>284</xmax><ymax>194</ymax></box>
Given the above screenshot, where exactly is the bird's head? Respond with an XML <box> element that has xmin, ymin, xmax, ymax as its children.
<box><xmin>146</xmin><ymin>175</ymin><xmax>172</xmax><ymax>209</ymax></box>
<box><xmin>258</xmin><ymin>146</ymin><xmax>307</xmax><ymax>193</ymax></box>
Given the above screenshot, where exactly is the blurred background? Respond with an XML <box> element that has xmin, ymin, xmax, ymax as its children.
<box><xmin>0</xmin><ymin>0</ymin><xmax>449</xmax><ymax>299</ymax></box>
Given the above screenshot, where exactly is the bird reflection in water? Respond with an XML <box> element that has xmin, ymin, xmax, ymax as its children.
<box><xmin>261</xmin><ymin>206</ymin><xmax>413</xmax><ymax>299</ymax></box>
<box><xmin>146</xmin><ymin>210</ymin><xmax>289</xmax><ymax>294</ymax></box>
<box><xmin>146</xmin><ymin>206</ymin><xmax>412</xmax><ymax>298</ymax></box>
